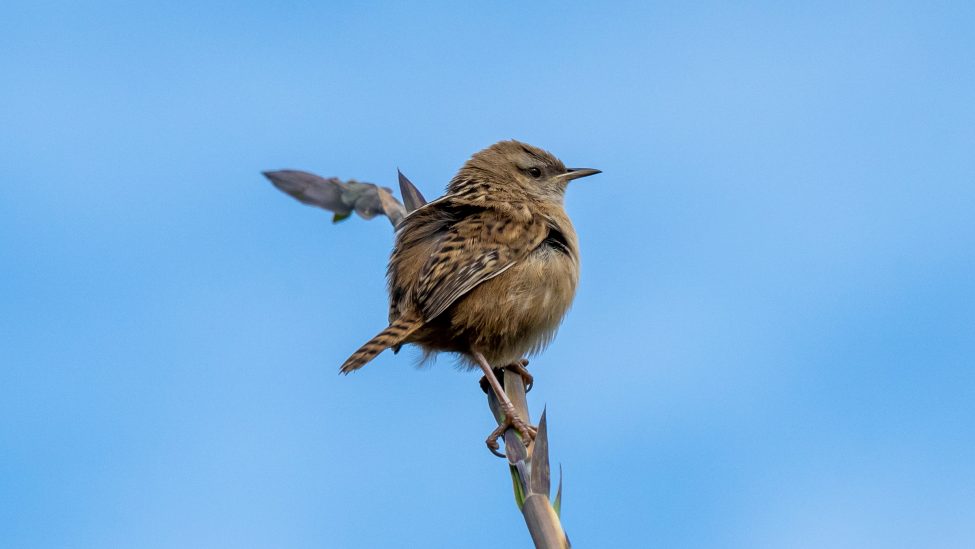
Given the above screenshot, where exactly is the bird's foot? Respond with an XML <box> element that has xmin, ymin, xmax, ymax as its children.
<box><xmin>503</xmin><ymin>359</ymin><xmax>533</xmax><ymax>392</ymax></box>
<box><xmin>486</xmin><ymin>401</ymin><xmax>537</xmax><ymax>458</ymax></box>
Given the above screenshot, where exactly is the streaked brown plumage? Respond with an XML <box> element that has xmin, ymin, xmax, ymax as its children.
<box><xmin>340</xmin><ymin>140</ymin><xmax>599</xmax><ymax>451</ymax></box>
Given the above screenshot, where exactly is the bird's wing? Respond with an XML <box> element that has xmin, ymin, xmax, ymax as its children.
<box><xmin>414</xmin><ymin>209</ymin><xmax>546</xmax><ymax>321</ymax></box>
<box><xmin>386</xmin><ymin>200</ymin><xmax>460</xmax><ymax>323</ymax></box>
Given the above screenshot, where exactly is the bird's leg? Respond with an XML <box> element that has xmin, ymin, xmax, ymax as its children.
<box><xmin>472</xmin><ymin>351</ymin><xmax>537</xmax><ymax>455</ymax></box>
<box><xmin>477</xmin><ymin>358</ymin><xmax>533</xmax><ymax>394</ymax></box>
<box><xmin>502</xmin><ymin>358</ymin><xmax>533</xmax><ymax>392</ymax></box>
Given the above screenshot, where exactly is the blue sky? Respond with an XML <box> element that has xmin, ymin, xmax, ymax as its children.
<box><xmin>2</xmin><ymin>2</ymin><xmax>973</xmax><ymax>547</ymax></box>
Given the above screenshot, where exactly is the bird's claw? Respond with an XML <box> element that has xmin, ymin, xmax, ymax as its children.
<box><xmin>485</xmin><ymin>402</ymin><xmax>537</xmax><ymax>458</ymax></box>
<box><xmin>503</xmin><ymin>359</ymin><xmax>533</xmax><ymax>392</ymax></box>
<box><xmin>486</xmin><ymin>438</ymin><xmax>506</xmax><ymax>458</ymax></box>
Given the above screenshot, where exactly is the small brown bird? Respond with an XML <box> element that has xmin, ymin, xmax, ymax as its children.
<box><xmin>340</xmin><ymin>140</ymin><xmax>600</xmax><ymax>452</ymax></box>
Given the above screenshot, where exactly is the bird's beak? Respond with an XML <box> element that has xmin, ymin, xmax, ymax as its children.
<box><xmin>562</xmin><ymin>167</ymin><xmax>602</xmax><ymax>181</ymax></box>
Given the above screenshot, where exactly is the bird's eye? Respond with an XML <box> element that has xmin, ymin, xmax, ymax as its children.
<box><xmin>527</xmin><ymin>167</ymin><xmax>542</xmax><ymax>178</ymax></box>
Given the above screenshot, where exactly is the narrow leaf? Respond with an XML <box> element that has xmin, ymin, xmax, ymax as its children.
<box><xmin>398</xmin><ymin>169</ymin><xmax>427</xmax><ymax>212</ymax></box>
<box><xmin>509</xmin><ymin>461</ymin><xmax>532</xmax><ymax>509</ymax></box>
<box><xmin>504</xmin><ymin>429</ymin><xmax>528</xmax><ymax>465</ymax></box>
<box><xmin>553</xmin><ymin>465</ymin><xmax>563</xmax><ymax>517</ymax></box>
<box><xmin>509</xmin><ymin>466</ymin><xmax>527</xmax><ymax>509</ymax></box>
<box><xmin>530</xmin><ymin>408</ymin><xmax>551</xmax><ymax>497</ymax></box>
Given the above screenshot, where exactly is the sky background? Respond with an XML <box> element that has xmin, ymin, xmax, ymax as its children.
<box><xmin>2</xmin><ymin>1</ymin><xmax>973</xmax><ymax>548</ymax></box>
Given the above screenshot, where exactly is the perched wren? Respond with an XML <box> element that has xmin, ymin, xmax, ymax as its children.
<box><xmin>340</xmin><ymin>140</ymin><xmax>600</xmax><ymax>452</ymax></box>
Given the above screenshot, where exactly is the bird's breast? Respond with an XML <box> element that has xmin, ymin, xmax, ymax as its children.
<box><xmin>447</xmin><ymin>238</ymin><xmax>579</xmax><ymax>366</ymax></box>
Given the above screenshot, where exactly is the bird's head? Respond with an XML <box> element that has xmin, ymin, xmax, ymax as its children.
<box><xmin>449</xmin><ymin>140</ymin><xmax>600</xmax><ymax>203</ymax></box>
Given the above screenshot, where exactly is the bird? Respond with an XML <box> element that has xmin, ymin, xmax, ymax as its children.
<box><xmin>339</xmin><ymin>140</ymin><xmax>600</xmax><ymax>453</ymax></box>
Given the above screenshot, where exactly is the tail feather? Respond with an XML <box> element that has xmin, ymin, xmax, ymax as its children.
<box><xmin>340</xmin><ymin>317</ymin><xmax>420</xmax><ymax>374</ymax></box>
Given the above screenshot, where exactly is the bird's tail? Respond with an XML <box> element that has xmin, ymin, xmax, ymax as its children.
<box><xmin>340</xmin><ymin>317</ymin><xmax>421</xmax><ymax>374</ymax></box>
